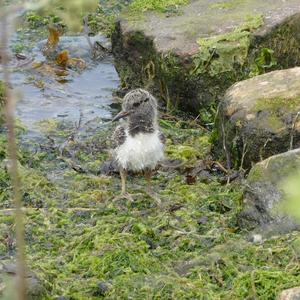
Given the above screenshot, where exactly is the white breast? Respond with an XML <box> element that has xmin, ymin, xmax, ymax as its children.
<box><xmin>115</xmin><ymin>130</ymin><xmax>164</xmax><ymax>172</ymax></box>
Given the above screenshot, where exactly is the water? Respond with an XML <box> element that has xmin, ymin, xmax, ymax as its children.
<box><xmin>10</xmin><ymin>35</ymin><xmax>120</xmax><ymax>138</ymax></box>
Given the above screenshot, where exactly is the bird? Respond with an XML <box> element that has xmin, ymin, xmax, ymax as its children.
<box><xmin>111</xmin><ymin>88</ymin><xmax>165</xmax><ymax>203</ymax></box>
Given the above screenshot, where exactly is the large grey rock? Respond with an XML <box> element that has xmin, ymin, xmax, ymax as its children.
<box><xmin>112</xmin><ymin>0</ymin><xmax>300</xmax><ymax>111</ymax></box>
<box><xmin>278</xmin><ymin>287</ymin><xmax>300</xmax><ymax>300</ymax></box>
<box><xmin>219</xmin><ymin>67</ymin><xmax>300</xmax><ymax>168</ymax></box>
<box><xmin>238</xmin><ymin>149</ymin><xmax>300</xmax><ymax>233</ymax></box>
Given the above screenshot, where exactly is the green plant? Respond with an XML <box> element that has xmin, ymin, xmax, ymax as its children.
<box><xmin>250</xmin><ymin>47</ymin><xmax>277</xmax><ymax>76</ymax></box>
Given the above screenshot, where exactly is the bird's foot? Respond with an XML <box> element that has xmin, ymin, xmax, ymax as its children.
<box><xmin>111</xmin><ymin>192</ymin><xmax>135</xmax><ymax>203</ymax></box>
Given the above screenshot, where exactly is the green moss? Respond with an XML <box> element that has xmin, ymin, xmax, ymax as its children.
<box><xmin>247</xmin><ymin>164</ymin><xmax>264</xmax><ymax>182</ymax></box>
<box><xmin>265</xmin><ymin>114</ymin><xmax>285</xmax><ymax>132</ymax></box>
<box><xmin>249</xmin><ymin>96</ymin><xmax>300</xmax><ymax>133</ymax></box>
<box><xmin>128</xmin><ymin>0</ymin><xmax>189</xmax><ymax>13</ymax></box>
<box><xmin>1</xmin><ymin>114</ymin><xmax>300</xmax><ymax>299</ymax></box>
<box><xmin>166</xmin><ymin>144</ymin><xmax>200</xmax><ymax>162</ymax></box>
<box><xmin>230</xmin><ymin>269</ymin><xmax>299</xmax><ymax>299</ymax></box>
<box><xmin>253</xmin><ymin>96</ymin><xmax>300</xmax><ymax>112</ymax></box>
<box><xmin>193</xmin><ymin>15</ymin><xmax>264</xmax><ymax>76</ymax></box>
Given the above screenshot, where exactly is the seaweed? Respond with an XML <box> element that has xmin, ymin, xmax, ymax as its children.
<box><xmin>1</xmin><ymin>116</ymin><xmax>299</xmax><ymax>299</ymax></box>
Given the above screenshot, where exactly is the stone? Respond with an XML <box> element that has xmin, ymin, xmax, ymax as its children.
<box><xmin>112</xmin><ymin>0</ymin><xmax>300</xmax><ymax>111</ymax></box>
<box><xmin>249</xmin><ymin>234</ymin><xmax>263</xmax><ymax>244</ymax></box>
<box><xmin>99</xmin><ymin>159</ymin><xmax>119</xmax><ymax>175</ymax></box>
<box><xmin>0</xmin><ymin>262</ymin><xmax>46</xmax><ymax>300</ymax></box>
<box><xmin>238</xmin><ymin>149</ymin><xmax>300</xmax><ymax>233</ymax></box>
<box><xmin>278</xmin><ymin>287</ymin><xmax>300</xmax><ymax>300</ymax></box>
<box><xmin>219</xmin><ymin>67</ymin><xmax>300</xmax><ymax>168</ymax></box>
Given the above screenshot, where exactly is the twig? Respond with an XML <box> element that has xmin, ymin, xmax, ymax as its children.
<box><xmin>221</xmin><ymin>116</ymin><xmax>231</xmax><ymax>170</ymax></box>
<box><xmin>0</xmin><ymin>7</ymin><xmax>27</xmax><ymax>299</ymax></box>
<box><xmin>212</xmin><ymin>160</ymin><xmax>228</xmax><ymax>174</ymax></box>
<box><xmin>259</xmin><ymin>138</ymin><xmax>271</xmax><ymax>161</ymax></box>
<box><xmin>239</xmin><ymin>135</ymin><xmax>248</xmax><ymax>171</ymax></box>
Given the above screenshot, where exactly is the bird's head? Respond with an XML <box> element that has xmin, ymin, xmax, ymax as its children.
<box><xmin>112</xmin><ymin>89</ymin><xmax>157</xmax><ymax>122</ymax></box>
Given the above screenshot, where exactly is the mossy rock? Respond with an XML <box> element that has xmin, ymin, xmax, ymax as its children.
<box><xmin>238</xmin><ymin>149</ymin><xmax>300</xmax><ymax>233</ymax></box>
<box><xmin>112</xmin><ymin>0</ymin><xmax>300</xmax><ymax>112</ymax></box>
<box><xmin>218</xmin><ymin>67</ymin><xmax>300</xmax><ymax>168</ymax></box>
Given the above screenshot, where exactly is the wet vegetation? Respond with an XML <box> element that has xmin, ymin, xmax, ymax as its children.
<box><xmin>1</xmin><ymin>113</ymin><xmax>300</xmax><ymax>299</ymax></box>
<box><xmin>1</xmin><ymin>1</ymin><xmax>300</xmax><ymax>299</ymax></box>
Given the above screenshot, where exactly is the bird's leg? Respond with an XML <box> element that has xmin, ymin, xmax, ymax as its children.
<box><xmin>120</xmin><ymin>168</ymin><xmax>127</xmax><ymax>195</ymax></box>
<box><xmin>145</xmin><ymin>169</ymin><xmax>152</xmax><ymax>194</ymax></box>
<box><xmin>144</xmin><ymin>169</ymin><xmax>161</xmax><ymax>205</ymax></box>
<box><xmin>112</xmin><ymin>168</ymin><xmax>134</xmax><ymax>202</ymax></box>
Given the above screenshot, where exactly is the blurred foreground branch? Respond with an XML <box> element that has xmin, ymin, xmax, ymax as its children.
<box><xmin>0</xmin><ymin>4</ymin><xmax>27</xmax><ymax>300</ymax></box>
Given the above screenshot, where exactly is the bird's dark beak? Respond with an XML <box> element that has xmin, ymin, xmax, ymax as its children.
<box><xmin>112</xmin><ymin>110</ymin><xmax>130</xmax><ymax>122</ymax></box>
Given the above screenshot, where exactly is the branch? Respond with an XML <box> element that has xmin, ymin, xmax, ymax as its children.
<box><xmin>0</xmin><ymin>7</ymin><xmax>27</xmax><ymax>300</ymax></box>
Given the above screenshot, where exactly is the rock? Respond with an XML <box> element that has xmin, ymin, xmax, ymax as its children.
<box><xmin>278</xmin><ymin>287</ymin><xmax>300</xmax><ymax>300</ymax></box>
<box><xmin>219</xmin><ymin>67</ymin><xmax>300</xmax><ymax>168</ymax></box>
<box><xmin>112</xmin><ymin>0</ymin><xmax>300</xmax><ymax>111</ymax></box>
<box><xmin>98</xmin><ymin>159</ymin><xmax>119</xmax><ymax>175</ymax></box>
<box><xmin>238</xmin><ymin>149</ymin><xmax>300</xmax><ymax>233</ymax></box>
<box><xmin>92</xmin><ymin>281</ymin><xmax>111</xmax><ymax>297</ymax></box>
<box><xmin>0</xmin><ymin>262</ymin><xmax>46</xmax><ymax>299</ymax></box>
<box><xmin>249</xmin><ymin>234</ymin><xmax>263</xmax><ymax>244</ymax></box>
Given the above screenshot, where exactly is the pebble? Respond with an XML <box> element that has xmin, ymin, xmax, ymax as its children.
<box><xmin>251</xmin><ymin>234</ymin><xmax>263</xmax><ymax>244</ymax></box>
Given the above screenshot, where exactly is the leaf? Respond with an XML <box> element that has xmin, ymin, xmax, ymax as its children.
<box><xmin>56</xmin><ymin>50</ymin><xmax>69</xmax><ymax>67</ymax></box>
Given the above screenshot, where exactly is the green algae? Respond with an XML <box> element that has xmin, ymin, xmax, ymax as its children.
<box><xmin>128</xmin><ymin>0</ymin><xmax>189</xmax><ymax>13</ymax></box>
<box><xmin>1</xmin><ymin>116</ymin><xmax>300</xmax><ymax>299</ymax></box>
<box><xmin>166</xmin><ymin>134</ymin><xmax>211</xmax><ymax>163</ymax></box>
<box><xmin>193</xmin><ymin>14</ymin><xmax>264</xmax><ymax>77</ymax></box>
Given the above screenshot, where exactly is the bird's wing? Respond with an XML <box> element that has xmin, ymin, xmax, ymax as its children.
<box><xmin>111</xmin><ymin>125</ymin><xmax>126</xmax><ymax>148</ymax></box>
